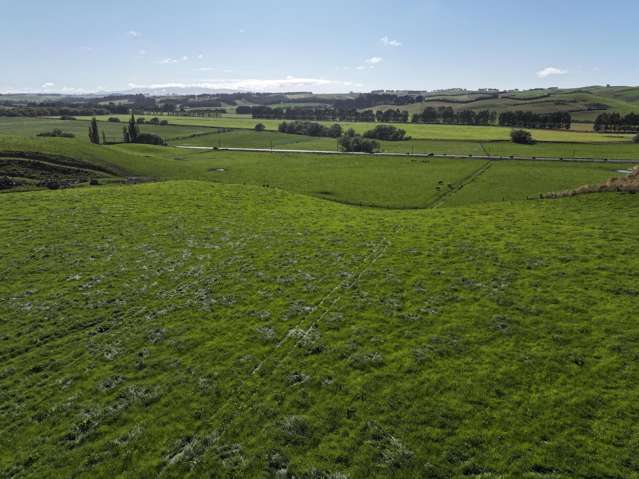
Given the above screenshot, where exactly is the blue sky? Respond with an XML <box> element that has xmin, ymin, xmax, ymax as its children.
<box><xmin>1</xmin><ymin>0</ymin><xmax>637</xmax><ymax>93</ymax></box>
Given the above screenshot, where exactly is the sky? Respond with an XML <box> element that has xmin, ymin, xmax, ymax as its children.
<box><xmin>1</xmin><ymin>0</ymin><xmax>638</xmax><ymax>94</ymax></box>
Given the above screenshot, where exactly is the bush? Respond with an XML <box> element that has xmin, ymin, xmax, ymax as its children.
<box><xmin>37</xmin><ymin>129</ymin><xmax>75</xmax><ymax>138</ymax></box>
<box><xmin>136</xmin><ymin>118</ymin><xmax>146</xmax><ymax>124</ymax></box>
<box><xmin>160</xmin><ymin>119</ymin><xmax>169</xmax><ymax>126</ymax></box>
<box><xmin>338</xmin><ymin>135</ymin><xmax>379</xmax><ymax>153</ymax></box>
<box><xmin>108</xmin><ymin>117</ymin><xmax>121</xmax><ymax>123</ymax></box>
<box><xmin>634</xmin><ymin>133</ymin><xmax>639</xmax><ymax>143</ymax></box>
<box><xmin>363</xmin><ymin>124</ymin><xmax>408</xmax><ymax>141</ymax></box>
<box><xmin>59</xmin><ymin>115</ymin><xmax>76</xmax><ymax>121</ymax></box>
<box><xmin>148</xmin><ymin>117</ymin><xmax>160</xmax><ymax>125</ymax></box>
<box><xmin>135</xmin><ymin>133</ymin><xmax>165</xmax><ymax>146</ymax></box>
<box><xmin>255</xmin><ymin>123</ymin><xmax>266</xmax><ymax>132</ymax></box>
<box><xmin>511</xmin><ymin>129</ymin><xmax>534</xmax><ymax>144</ymax></box>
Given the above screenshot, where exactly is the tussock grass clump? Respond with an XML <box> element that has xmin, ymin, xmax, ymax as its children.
<box><xmin>288</xmin><ymin>327</ymin><xmax>325</xmax><ymax>354</ymax></box>
<box><xmin>349</xmin><ymin>351</ymin><xmax>384</xmax><ymax>370</ymax></box>
<box><xmin>364</xmin><ymin>422</ymin><xmax>414</xmax><ymax>470</ymax></box>
<box><xmin>278</xmin><ymin>415</ymin><xmax>311</xmax><ymax>445</ymax></box>
<box><xmin>256</xmin><ymin>326</ymin><xmax>277</xmax><ymax>342</ymax></box>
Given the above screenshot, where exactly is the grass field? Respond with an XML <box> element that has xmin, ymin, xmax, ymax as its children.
<box><xmin>0</xmin><ymin>118</ymin><xmax>215</xmax><ymax>143</ymax></box>
<box><xmin>2</xmin><ymin>116</ymin><xmax>631</xmax><ymax>162</ymax></box>
<box><xmin>81</xmin><ymin>114</ymin><xmax>635</xmax><ymax>143</ymax></box>
<box><xmin>170</xmin><ymin>130</ymin><xmax>639</xmax><ymax>161</ymax></box>
<box><xmin>0</xmin><ymin>134</ymin><xmax>628</xmax><ymax>208</ymax></box>
<box><xmin>2</xmin><ymin>182</ymin><xmax>639</xmax><ymax>478</ymax></box>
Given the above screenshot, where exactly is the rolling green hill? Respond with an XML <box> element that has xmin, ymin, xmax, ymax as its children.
<box><xmin>372</xmin><ymin>86</ymin><xmax>639</xmax><ymax>123</ymax></box>
<box><xmin>2</xmin><ymin>181</ymin><xmax>639</xmax><ymax>478</ymax></box>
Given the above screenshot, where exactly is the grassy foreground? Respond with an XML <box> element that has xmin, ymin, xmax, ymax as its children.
<box><xmin>1</xmin><ymin>181</ymin><xmax>638</xmax><ymax>478</ymax></box>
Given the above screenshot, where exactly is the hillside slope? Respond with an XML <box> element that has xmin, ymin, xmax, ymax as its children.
<box><xmin>373</xmin><ymin>86</ymin><xmax>639</xmax><ymax>123</ymax></box>
<box><xmin>1</xmin><ymin>182</ymin><xmax>639</xmax><ymax>478</ymax></box>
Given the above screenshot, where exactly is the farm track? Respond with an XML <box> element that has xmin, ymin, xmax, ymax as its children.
<box><xmin>177</xmin><ymin>145</ymin><xmax>639</xmax><ymax>164</ymax></box>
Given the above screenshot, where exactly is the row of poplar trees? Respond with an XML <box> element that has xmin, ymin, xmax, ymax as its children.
<box><xmin>88</xmin><ymin>114</ymin><xmax>140</xmax><ymax>144</ymax></box>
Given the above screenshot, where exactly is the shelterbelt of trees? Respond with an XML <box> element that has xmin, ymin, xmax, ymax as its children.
<box><xmin>498</xmin><ymin>111</ymin><xmax>572</xmax><ymax>130</ymax></box>
<box><xmin>276</xmin><ymin>121</ymin><xmax>408</xmax><ymax>141</ymax></box>
<box><xmin>256</xmin><ymin>105</ymin><xmax>572</xmax><ymax>131</ymax></box>
<box><xmin>411</xmin><ymin>107</ymin><xmax>497</xmax><ymax>125</ymax></box>
<box><xmin>594</xmin><ymin>112</ymin><xmax>639</xmax><ymax>132</ymax></box>
<box><xmin>252</xmin><ymin>106</ymin><xmax>409</xmax><ymax>123</ymax></box>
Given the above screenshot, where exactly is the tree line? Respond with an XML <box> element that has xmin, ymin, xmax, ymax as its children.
<box><xmin>278</xmin><ymin>121</ymin><xmax>409</xmax><ymax>142</ymax></box>
<box><xmin>278</xmin><ymin>121</ymin><xmax>343</xmax><ymax>138</ymax></box>
<box><xmin>252</xmin><ymin>106</ymin><xmax>412</xmax><ymax>123</ymax></box>
<box><xmin>593</xmin><ymin>112</ymin><xmax>639</xmax><ymax>132</ymax></box>
<box><xmin>332</xmin><ymin>93</ymin><xmax>423</xmax><ymax>109</ymax></box>
<box><xmin>411</xmin><ymin>107</ymin><xmax>496</xmax><ymax>125</ymax></box>
<box><xmin>87</xmin><ymin>114</ymin><xmax>166</xmax><ymax>145</ymax></box>
<box><xmin>498</xmin><ymin>111</ymin><xmax>571</xmax><ymax>129</ymax></box>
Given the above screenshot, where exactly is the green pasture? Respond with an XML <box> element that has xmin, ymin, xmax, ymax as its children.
<box><xmin>1</xmin><ymin>182</ymin><xmax>638</xmax><ymax>477</ymax></box>
<box><xmin>80</xmin><ymin>114</ymin><xmax>635</xmax><ymax>143</ymax></box>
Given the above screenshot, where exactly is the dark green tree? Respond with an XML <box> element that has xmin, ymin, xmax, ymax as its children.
<box><xmin>511</xmin><ymin>129</ymin><xmax>534</xmax><ymax>144</ymax></box>
<box><xmin>88</xmin><ymin>117</ymin><xmax>100</xmax><ymax>144</ymax></box>
<box><xmin>127</xmin><ymin>113</ymin><xmax>140</xmax><ymax>143</ymax></box>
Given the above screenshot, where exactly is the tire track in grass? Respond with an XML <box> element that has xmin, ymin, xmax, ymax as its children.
<box><xmin>425</xmin><ymin>160</ymin><xmax>493</xmax><ymax>209</ymax></box>
<box><xmin>181</xmin><ymin>225</ymin><xmax>400</xmax><ymax>470</ymax></box>
<box><xmin>251</xmin><ymin>232</ymin><xmax>394</xmax><ymax>376</ymax></box>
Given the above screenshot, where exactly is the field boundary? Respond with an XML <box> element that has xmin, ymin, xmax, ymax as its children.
<box><xmin>176</xmin><ymin>145</ymin><xmax>639</xmax><ymax>164</ymax></box>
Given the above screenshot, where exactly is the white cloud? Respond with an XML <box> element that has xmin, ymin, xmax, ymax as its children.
<box><xmin>197</xmin><ymin>54</ymin><xmax>204</xmax><ymax>60</ymax></box>
<box><xmin>41</xmin><ymin>82</ymin><xmax>55</xmax><ymax>88</ymax></box>
<box><xmin>380</xmin><ymin>36</ymin><xmax>402</xmax><ymax>47</ymax></box>
<box><xmin>128</xmin><ymin>30</ymin><xmax>142</xmax><ymax>38</ymax></box>
<box><xmin>354</xmin><ymin>57</ymin><xmax>383</xmax><ymax>70</ymax></box>
<box><xmin>127</xmin><ymin>76</ymin><xmax>355</xmax><ymax>93</ymax></box>
<box><xmin>157</xmin><ymin>55</ymin><xmax>194</xmax><ymax>64</ymax></box>
<box><xmin>138</xmin><ymin>49</ymin><xmax>147</xmax><ymax>56</ymax></box>
<box><xmin>537</xmin><ymin>66</ymin><xmax>567</xmax><ymax>78</ymax></box>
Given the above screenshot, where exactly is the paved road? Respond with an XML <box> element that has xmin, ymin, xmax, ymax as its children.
<box><xmin>176</xmin><ymin>146</ymin><xmax>639</xmax><ymax>164</ymax></box>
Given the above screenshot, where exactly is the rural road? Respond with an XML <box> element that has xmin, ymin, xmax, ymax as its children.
<box><xmin>176</xmin><ymin>146</ymin><xmax>639</xmax><ymax>164</ymax></box>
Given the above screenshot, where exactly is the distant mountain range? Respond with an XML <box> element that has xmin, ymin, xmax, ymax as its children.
<box><xmin>121</xmin><ymin>86</ymin><xmax>240</xmax><ymax>96</ymax></box>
